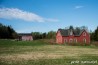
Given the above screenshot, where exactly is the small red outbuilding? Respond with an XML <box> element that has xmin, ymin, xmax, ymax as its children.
<box><xmin>56</xmin><ymin>28</ymin><xmax>90</xmax><ymax>44</ymax></box>
<box><xmin>18</xmin><ymin>33</ymin><xmax>33</xmax><ymax>41</ymax></box>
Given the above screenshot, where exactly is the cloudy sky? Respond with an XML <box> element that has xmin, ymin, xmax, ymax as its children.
<box><xmin>0</xmin><ymin>0</ymin><xmax>98</xmax><ymax>33</ymax></box>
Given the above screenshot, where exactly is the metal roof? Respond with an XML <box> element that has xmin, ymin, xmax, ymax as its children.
<box><xmin>58</xmin><ymin>28</ymin><xmax>86</xmax><ymax>36</ymax></box>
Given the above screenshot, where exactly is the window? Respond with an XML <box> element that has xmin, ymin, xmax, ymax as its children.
<box><xmin>74</xmin><ymin>38</ymin><xmax>77</xmax><ymax>43</ymax></box>
<box><xmin>83</xmin><ymin>32</ymin><xmax>86</xmax><ymax>36</ymax></box>
<box><xmin>83</xmin><ymin>38</ymin><xmax>86</xmax><ymax>43</ymax></box>
<box><xmin>64</xmin><ymin>39</ymin><xmax>67</xmax><ymax>43</ymax></box>
<box><xmin>69</xmin><ymin>38</ymin><xmax>73</xmax><ymax>43</ymax></box>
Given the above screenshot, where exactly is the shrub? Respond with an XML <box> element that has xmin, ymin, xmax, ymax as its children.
<box><xmin>64</xmin><ymin>42</ymin><xmax>90</xmax><ymax>46</ymax></box>
<box><xmin>91</xmin><ymin>41</ymin><xmax>98</xmax><ymax>46</ymax></box>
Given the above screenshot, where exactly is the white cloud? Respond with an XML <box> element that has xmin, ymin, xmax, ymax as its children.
<box><xmin>75</xmin><ymin>6</ymin><xmax>84</xmax><ymax>9</ymax></box>
<box><xmin>0</xmin><ymin>8</ymin><xmax>59</xmax><ymax>22</ymax></box>
<box><xmin>45</xmin><ymin>18</ymin><xmax>59</xmax><ymax>22</ymax></box>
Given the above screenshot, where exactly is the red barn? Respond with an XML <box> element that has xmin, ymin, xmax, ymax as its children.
<box><xmin>18</xmin><ymin>33</ymin><xmax>33</xmax><ymax>41</ymax></box>
<box><xmin>56</xmin><ymin>28</ymin><xmax>90</xmax><ymax>44</ymax></box>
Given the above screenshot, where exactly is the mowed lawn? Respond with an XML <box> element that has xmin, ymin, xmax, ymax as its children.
<box><xmin>0</xmin><ymin>40</ymin><xmax>98</xmax><ymax>65</ymax></box>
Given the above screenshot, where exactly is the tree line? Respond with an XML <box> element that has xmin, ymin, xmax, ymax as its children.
<box><xmin>32</xmin><ymin>31</ymin><xmax>56</xmax><ymax>40</ymax></box>
<box><xmin>0</xmin><ymin>23</ymin><xmax>98</xmax><ymax>41</ymax></box>
<box><xmin>0</xmin><ymin>23</ymin><xmax>17</xmax><ymax>39</ymax></box>
<box><xmin>32</xmin><ymin>26</ymin><xmax>88</xmax><ymax>40</ymax></box>
<box><xmin>0</xmin><ymin>23</ymin><xmax>56</xmax><ymax>39</ymax></box>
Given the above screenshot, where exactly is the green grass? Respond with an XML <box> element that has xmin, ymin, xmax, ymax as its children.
<box><xmin>0</xmin><ymin>39</ymin><xmax>48</xmax><ymax>47</ymax></box>
<box><xmin>0</xmin><ymin>39</ymin><xmax>98</xmax><ymax>65</ymax></box>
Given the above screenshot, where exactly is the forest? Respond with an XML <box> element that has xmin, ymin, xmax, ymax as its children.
<box><xmin>0</xmin><ymin>23</ymin><xmax>17</xmax><ymax>39</ymax></box>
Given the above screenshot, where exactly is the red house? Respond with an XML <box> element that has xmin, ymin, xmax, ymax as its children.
<box><xmin>18</xmin><ymin>33</ymin><xmax>33</xmax><ymax>41</ymax></box>
<box><xmin>56</xmin><ymin>28</ymin><xmax>90</xmax><ymax>44</ymax></box>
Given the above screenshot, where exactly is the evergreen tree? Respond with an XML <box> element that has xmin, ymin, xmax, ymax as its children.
<box><xmin>91</xmin><ymin>26</ymin><xmax>98</xmax><ymax>41</ymax></box>
<box><xmin>0</xmin><ymin>23</ymin><xmax>17</xmax><ymax>39</ymax></box>
<box><xmin>94</xmin><ymin>27</ymin><xmax>98</xmax><ymax>41</ymax></box>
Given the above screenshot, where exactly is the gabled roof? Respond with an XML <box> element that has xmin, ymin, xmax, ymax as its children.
<box><xmin>58</xmin><ymin>28</ymin><xmax>87</xmax><ymax>36</ymax></box>
<box><xmin>58</xmin><ymin>29</ymin><xmax>69</xmax><ymax>36</ymax></box>
<box><xmin>18</xmin><ymin>33</ymin><xmax>32</xmax><ymax>36</ymax></box>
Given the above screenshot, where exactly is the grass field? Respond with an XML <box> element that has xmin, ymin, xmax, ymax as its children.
<box><xmin>0</xmin><ymin>39</ymin><xmax>98</xmax><ymax>65</ymax></box>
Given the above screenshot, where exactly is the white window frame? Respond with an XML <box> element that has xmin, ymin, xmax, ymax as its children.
<box><xmin>69</xmin><ymin>38</ymin><xmax>73</xmax><ymax>43</ymax></box>
<box><xmin>74</xmin><ymin>38</ymin><xmax>77</xmax><ymax>43</ymax></box>
<box><xmin>64</xmin><ymin>39</ymin><xmax>67</xmax><ymax>43</ymax></box>
<box><xmin>83</xmin><ymin>38</ymin><xmax>86</xmax><ymax>43</ymax></box>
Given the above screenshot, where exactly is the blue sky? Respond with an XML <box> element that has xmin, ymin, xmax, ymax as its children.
<box><xmin>0</xmin><ymin>0</ymin><xmax>98</xmax><ymax>33</ymax></box>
